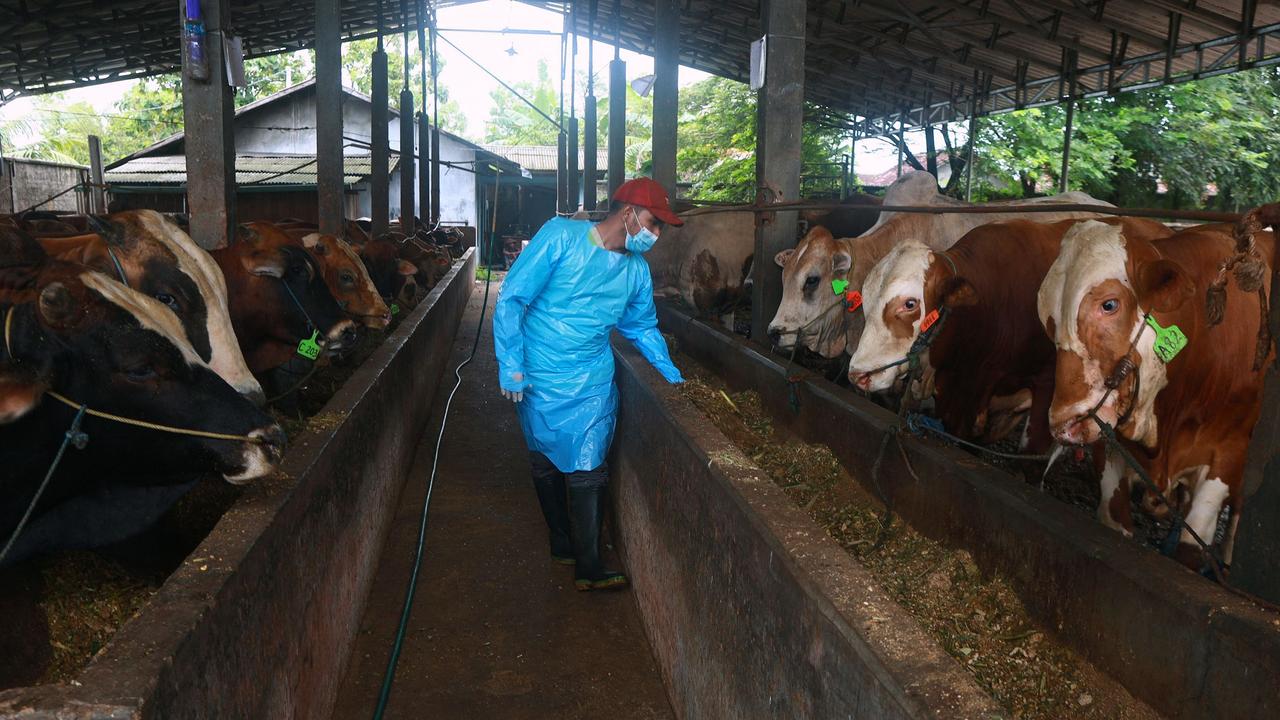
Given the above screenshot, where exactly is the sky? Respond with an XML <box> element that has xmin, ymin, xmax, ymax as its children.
<box><xmin>0</xmin><ymin>0</ymin><xmax>936</xmax><ymax>175</ymax></box>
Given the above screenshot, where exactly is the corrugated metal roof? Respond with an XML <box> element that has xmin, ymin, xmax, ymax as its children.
<box><xmin>480</xmin><ymin>145</ymin><xmax>609</xmax><ymax>173</ymax></box>
<box><xmin>105</xmin><ymin>154</ymin><xmax>398</xmax><ymax>187</ymax></box>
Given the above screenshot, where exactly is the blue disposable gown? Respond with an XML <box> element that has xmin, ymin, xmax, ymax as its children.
<box><xmin>493</xmin><ymin>217</ymin><xmax>684</xmax><ymax>472</ymax></box>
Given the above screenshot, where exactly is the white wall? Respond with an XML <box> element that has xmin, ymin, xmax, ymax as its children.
<box><xmin>389</xmin><ymin>118</ymin><xmax>477</xmax><ymax>228</ymax></box>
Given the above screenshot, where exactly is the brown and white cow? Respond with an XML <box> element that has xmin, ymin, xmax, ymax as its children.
<box><xmin>646</xmin><ymin>210</ymin><xmax>755</xmax><ymax>323</ymax></box>
<box><xmin>846</xmin><ymin>217</ymin><xmax>1171</xmax><ymax>452</ymax></box>
<box><xmin>768</xmin><ymin>171</ymin><xmax>1111</xmax><ymax>357</ymax></box>
<box><xmin>211</xmin><ymin>222</ymin><xmax>357</xmax><ymax>381</ymax></box>
<box><xmin>1038</xmin><ymin>219</ymin><xmax>1275</xmax><ymax>569</ymax></box>
<box><xmin>32</xmin><ymin>211</ymin><xmax>263</xmax><ymax>403</ymax></box>
<box><xmin>1</xmin><ymin>230</ymin><xmax>284</xmax><ymax>564</ymax></box>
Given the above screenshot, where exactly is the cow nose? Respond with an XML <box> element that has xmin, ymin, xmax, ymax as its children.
<box><xmin>1054</xmin><ymin>418</ymin><xmax>1086</xmax><ymax>445</ymax></box>
<box><xmin>255</xmin><ymin>424</ymin><xmax>287</xmax><ymax>464</ymax></box>
<box><xmin>852</xmin><ymin>371</ymin><xmax>872</xmax><ymax>391</ymax></box>
<box><xmin>244</xmin><ymin>386</ymin><xmax>268</xmax><ymax>407</ymax></box>
<box><xmin>767</xmin><ymin>327</ymin><xmax>782</xmax><ymax>346</ymax></box>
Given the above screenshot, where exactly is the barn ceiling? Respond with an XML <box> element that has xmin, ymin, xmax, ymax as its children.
<box><xmin>2</xmin><ymin>1</ymin><xmax>1279</xmax><ymax>138</ymax></box>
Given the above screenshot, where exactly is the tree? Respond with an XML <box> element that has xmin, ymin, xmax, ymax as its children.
<box><xmin>342</xmin><ymin>36</ymin><xmax>466</xmax><ymax>135</ymax></box>
<box><xmin>483</xmin><ymin>59</ymin><xmax>562</xmax><ymax>146</ymax></box>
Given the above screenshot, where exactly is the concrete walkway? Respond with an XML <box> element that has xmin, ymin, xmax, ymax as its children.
<box><xmin>333</xmin><ymin>282</ymin><xmax>673</xmax><ymax>720</ymax></box>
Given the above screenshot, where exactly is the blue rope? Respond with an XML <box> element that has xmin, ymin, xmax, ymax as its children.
<box><xmin>0</xmin><ymin>404</ymin><xmax>88</xmax><ymax>566</ymax></box>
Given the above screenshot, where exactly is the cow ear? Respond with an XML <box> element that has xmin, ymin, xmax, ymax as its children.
<box><xmin>397</xmin><ymin>260</ymin><xmax>418</xmax><ymax>276</ymax></box>
<box><xmin>938</xmin><ymin>276</ymin><xmax>978</xmax><ymax>308</ymax></box>
<box><xmin>775</xmin><ymin>248</ymin><xmax>795</xmax><ymax>268</ymax></box>
<box><xmin>832</xmin><ymin>250</ymin><xmax>851</xmax><ymax>274</ymax></box>
<box><xmin>1136</xmin><ymin>258</ymin><xmax>1193</xmax><ymax>313</ymax></box>
<box><xmin>235</xmin><ymin>224</ymin><xmax>261</xmax><ymax>246</ymax></box>
<box><xmin>350</xmin><ymin>243</ymin><xmax>366</xmax><ymax>257</ymax></box>
<box><xmin>37</xmin><ymin>281</ymin><xmax>77</xmax><ymax>327</ymax></box>
<box><xmin>301</xmin><ymin>233</ymin><xmax>327</xmax><ymax>255</ymax></box>
<box><xmin>0</xmin><ymin>365</ymin><xmax>44</xmax><ymax>424</ymax></box>
<box><xmin>87</xmin><ymin>215</ymin><xmax>128</xmax><ymax>247</ymax></box>
<box><xmin>241</xmin><ymin>252</ymin><xmax>287</xmax><ymax>278</ymax></box>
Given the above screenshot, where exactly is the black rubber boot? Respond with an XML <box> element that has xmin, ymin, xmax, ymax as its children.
<box><xmin>569</xmin><ymin>485</ymin><xmax>628</xmax><ymax>591</ymax></box>
<box><xmin>531</xmin><ymin>472</ymin><xmax>575</xmax><ymax>565</ymax></box>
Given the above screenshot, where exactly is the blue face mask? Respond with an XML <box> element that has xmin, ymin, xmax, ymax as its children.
<box><xmin>624</xmin><ymin>209</ymin><xmax>659</xmax><ymax>254</ymax></box>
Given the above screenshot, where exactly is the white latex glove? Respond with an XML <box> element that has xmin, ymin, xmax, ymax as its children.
<box><xmin>501</xmin><ymin>372</ymin><xmax>526</xmax><ymax>403</ymax></box>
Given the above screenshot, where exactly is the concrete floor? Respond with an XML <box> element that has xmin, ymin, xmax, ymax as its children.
<box><xmin>333</xmin><ymin>283</ymin><xmax>674</xmax><ymax>720</ymax></box>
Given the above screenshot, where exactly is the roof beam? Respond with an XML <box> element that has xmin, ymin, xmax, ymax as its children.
<box><xmin>1127</xmin><ymin>0</ymin><xmax>1244</xmax><ymax>36</ymax></box>
<box><xmin>929</xmin><ymin>0</ymin><xmax>1113</xmax><ymax>62</ymax></box>
<box><xmin>1033</xmin><ymin>0</ymin><xmax>1171</xmax><ymax>50</ymax></box>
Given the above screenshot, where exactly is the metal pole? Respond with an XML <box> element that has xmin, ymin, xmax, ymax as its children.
<box><xmin>583</xmin><ymin>0</ymin><xmax>598</xmax><ymax>211</ymax></box>
<box><xmin>316</xmin><ymin>0</ymin><xmax>344</xmax><ymax>234</ymax></box>
<box><xmin>607</xmin><ymin>0</ymin><xmax>626</xmax><ymax>201</ymax></box>
<box><xmin>557</xmin><ymin>13</ymin><xmax>568</xmax><ymax>214</ymax></box>
<box><xmin>652</xmin><ymin>0</ymin><xmax>679</xmax><ymax>198</ymax></box>
<box><xmin>567</xmin><ymin>1</ymin><xmax>580</xmax><ymax>211</ymax></box>
<box><xmin>179</xmin><ymin>0</ymin><xmax>236</xmax><ymax>249</ymax></box>
<box><xmin>0</xmin><ymin>135</ymin><xmax>11</xmax><ymax>214</ymax></box>
<box><xmin>1060</xmin><ymin>51</ymin><xmax>1077</xmax><ymax>194</ymax></box>
<box><xmin>399</xmin><ymin>1</ymin><xmax>416</xmax><ymax>226</ymax></box>
<box><xmin>965</xmin><ymin>112</ymin><xmax>978</xmax><ymax>202</ymax></box>
<box><xmin>371</xmin><ymin>6</ymin><xmax>390</xmax><ymax>237</ymax></box>
<box><xmin>896</xmin><ymin>120</ymin><xmax>904</xmax><ymax>178</ymax></box>
<box><xmin>429</xmin><ymin>2</ymin><xmax>441</xmax><ymax>224</ymax></box>
<box><xmin>751</xmin><ymin>0</ymin><xmax>805</xmax><ymax>345</ymax></box>
<box><xmin>417</xmin><ymin>0</ymin><xmax>430</xmax><ymax>225</ymax></box>
<box><xmin>87</xmin><ymin>135</ymin><xmax>106</xmax><ymax>214</ymax></box>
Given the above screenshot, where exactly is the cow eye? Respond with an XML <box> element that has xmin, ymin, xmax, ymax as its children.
<box><xmin>340</xmin><ymin>271</ymin><xmax>356</xmax><ymax>286</ymax></box>
<box><xmin>1101</xmin><ymin>298</ymin><xmax>1119</xmax><ymax>314</ymax></box>
<box><xmin>154</xmin><ymin>293</ymin><xmax>179</xmax><ymax>310</ymax></box>
<box><xmin>124</xmin><ymin>366</ymin><xmax>157</xmax><ymax>382</ymax></box>
<box><xmin>804</xmin><ymin>276</ymin><xmax>819</xmax><ymax>288</ymax></box>
<box><xmin>903</xmin><ymin>299</ymin><xmax>918</xmax><ymax>311</ymax></box>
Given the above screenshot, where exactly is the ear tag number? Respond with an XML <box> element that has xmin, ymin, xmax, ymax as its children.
<box><xmin>1145</xmin><ymin>315</ymin><xmax>1187</xmax><ymax>363</ymax></box>
<box><xmin>843</xmin><ymin>290</ymin><xmax>862</xmax><ymax>313</ymax></box>
<box><xmin>920</xmin><ymin>308</ymin><xmax>940</xmax><ymax>332</ymax></box>
<box><xmin>297</xmin><ymin>331</ymin><xmax>322</xmax><ymax>360</ymax></box>
<box><xmin>390</xmin><ymin>303</ymin><xmax>401</xmax><ymax>316</ymax></box>
<box><xmin>831</xmin><ymin>278</ymin><xmax>849</xmax><ymax>295</ymax></box>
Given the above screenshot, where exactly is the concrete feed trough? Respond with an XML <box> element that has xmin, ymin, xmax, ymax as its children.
<box><xmin>0</xmin><ymin>250</ymin><xmax>476</xmax><ymax>720</ymax></box>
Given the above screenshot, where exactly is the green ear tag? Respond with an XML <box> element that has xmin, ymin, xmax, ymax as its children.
<box><xmin>297</xmin><ymin>331</ymin><xmax>322</xmax><ymax>360</ymax></box>
<box><xmin>831</xmin><ymin>278</ymin><xmax>849</xmax><ymax>295</ymax></box>
<box><xmin>1145</xmin><ymin>316</ymin><xmax>1187</xmax><ymax>363</ymax></box>
<box><xmin>390</xmin><ymin>303</ymin><xmax>401</xmax><ymax>316</ymax></box>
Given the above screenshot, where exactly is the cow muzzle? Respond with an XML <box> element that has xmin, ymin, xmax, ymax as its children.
<box><xmin>222</xmin><ymin>423</ymin><xmax>287</xmax><ymax>484</ymax></box>
<box><xmin>325</xmin><ymin>319</ymin><xmax>361</xmax><ymax>354</ymax></box>
<box><xmin>766</xmin><ymin>325</ymin><xmax>795</xmax><ymax>351</ymax></box>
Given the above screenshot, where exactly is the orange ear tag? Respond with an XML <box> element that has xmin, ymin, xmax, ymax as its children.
<box><xmin>844</xmin><ymin>290</ymin><xmax>863</xmax><ymax>313</ymax></box>
<box><xmin>919</xmin><ymin>308</ymin><xmax>940</xmax><ymax>332</ymax></box>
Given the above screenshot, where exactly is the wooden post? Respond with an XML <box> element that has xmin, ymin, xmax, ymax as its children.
<box><xmin>429</xmin><ymin>4</ymin><xmax>441</xmax><ymax>223</ymax></box>
<box><xmin>87</xmin><ymin>135</ymin><xmax>106</xmax><ymax>214</ymax></box>
<box><xmin>965</xmin><ymin>112</ymin><xmax>979</xmax><ymax>202</ymax></box>
<box><xmin>417</xmin><ymin>0</ymin><xmax>431</xmax><ymax>224</ymax></box>
<box><xmin>371</xmin><ymin>36</ymin><xmax>390</xmax><ymax>237</ymax></box>
<box><xmin>608</xmin><ymin>57</ymin><xmax>626</xmax><ymax>199</ymax></box>
<box><xmin>316</xmin><ymin>0</ymin><xmax>344</xmax><ymax>234</ymax></box>
<box><xmin>583</xmin><ymin>0</ymin><xmax>598</xmax><ymax>211</ymax></box>
<box><xmin>180</xmin><ymin>0</ymin><xmax>235</xmax><ymax>250</ymax></box>
<box><xmin>0</xmin><ymin>135</ymin><xmax>11</xmax><ymax>214</ymax></box>
<box><xmin>751</xmin><ymin>0</ymin><xmax>805</xmax><ymax>344</ymax></box>
<box><xmin>652</xmin><ymin>0</ymin><xmax>679</xmax><ymax>198</ymax></box>
<box><xmin>1230</xmin><ymin>264</ymin><xmax>1280</xmax><ymax>603</ymax></box>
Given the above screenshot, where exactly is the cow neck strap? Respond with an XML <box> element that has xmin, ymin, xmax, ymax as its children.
<box><xmin>1085</xmin><ymin>310</ymin><xmax>1152</xmax><ymax>432</ymax></box>
<box><xmin>104</xmin><ymin>246</ymin><xmax>129</xmax><ymax>288</ymax></box>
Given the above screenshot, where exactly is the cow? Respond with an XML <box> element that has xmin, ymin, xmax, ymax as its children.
<box><xmin>800</xmin><ymin>192</ymin><xmax>883</xmax><ymax>239</ymax></box>
<box><xmin>34</xmin><ymin>210</ymin><xmax>264</xmax><ymax>403</ymax></box>
<box><xmin>279</xmin><ymin>228</ymin><xmax>391</xmax><ymax>330</ymax></box>
<box><xmin>1037</xmin><ymin>218</ymin><xmax>1276</xmax><ymax>570</ymax></box>
<box><xmin>211</xmin><ymin>222</ymin><xmax>357</xmax><ymax>392</ymax></box>
<box><xmin>768</xmin><ymin>170</ymin><xmax>1112</xmax><ymax>358</ymax></box>
<box><xmin>353</xmin><ymin>233</ymin><xmax>421</xmax><ymax>308</ymax></box>
<box><xmin>846</xmin><ymin>217</ymin><xmax>1172</xmax><ymax>453</ymax></box>
<box><xmin>646</xmin><ymin>210</ymin><xmax>755</xmax><ymax>324</ymax></box>
<box><xmin>0</xmin><ymin>229</ymin><xmax>284</xmax><ymax>565</ymax></box>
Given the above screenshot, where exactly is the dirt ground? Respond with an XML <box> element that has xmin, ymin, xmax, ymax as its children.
<box><xmin>672</xmin><ymin>353</ymin><xmax>1163</xmax><ymax>720</ymax></box>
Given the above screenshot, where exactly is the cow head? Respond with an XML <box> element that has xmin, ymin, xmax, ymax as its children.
<box><xmin>356</xmin><ymin>235</ymin><xmax>422</xmax><ymax>308</ymax></box>
<box><xmin>1038</xmin><ymin>221</ymin><xmax>1192</xmax><ymax>447</ymax></box>
<box><xmin>0</xmin><ymin>257</ymin><xmax>284</xmax><ymax>485</ymax></box>
<box><xmin>301</xmin><ymin>232</ymin><xmax>391</xmax><ymax>329</ymax></box>
<box><xmin>82</xmin><ymin>211</ymin><xmax>265</xmax><ymax>404</ymax></box>
<box><xmin>227</xmin><ymin>223</ymin><xmax>359</xmax><ymax>368</ymax></box>
<box><xmin>767</xmin><ymin>226</ymin><xmax>854</xmax><ymax>357</ymax></box>
<box><xmin>847</xmin><ymin>239</ymin><xmax>975</xmax><ymax>392</ymax></box>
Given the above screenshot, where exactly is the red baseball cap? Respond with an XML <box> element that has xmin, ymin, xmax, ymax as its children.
<box><xmin>612</xmin><ymin>177</ymin><xmax>684</xmax><ymax>226</ymax></box>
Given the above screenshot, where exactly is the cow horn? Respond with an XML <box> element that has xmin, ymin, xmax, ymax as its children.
<box><xmin>37</xmin><ymin>282</ymin><xmax>77</xmax><ymax>327</ymax></box>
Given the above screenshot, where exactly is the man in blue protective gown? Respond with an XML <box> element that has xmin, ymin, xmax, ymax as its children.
<box><xmin>493</xmin><ymin>177</ymin><xmax>685</xmax><ymax>591</ymax></box>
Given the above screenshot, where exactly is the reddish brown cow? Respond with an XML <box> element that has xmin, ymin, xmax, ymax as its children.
<box><xmin>279</xmin><ymin>228</ymin><xmax>391</xmax><ymax>329</ymax></box>
<box><xmin>1038</xmin><ymin>218</ymin><xmax>1276</xmax><ymax>569</ymax></box>
<box><xmin>211</xmin><ymin>222</ymin><xmax>357</xmax><ymax>383</ymax></box>
<box><xmin>849</xmin><ymin>217</ymin><xmax>1171</xmax><ymax>452</ymax></box>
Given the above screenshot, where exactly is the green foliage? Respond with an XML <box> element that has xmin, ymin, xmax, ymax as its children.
<box><xmin>963</xmin><ymin>66</ymin><xmax>1280</xmax><ymax>209</ymax></box>
<box><xmin>342</xmin><ymin>37</ymin><xmax>466</xmax><ymax>135</ymax></box>
<box><xmin>483</xmin><ymin>60</ymin><xmax>563</xmax><ymax>146</ymax></box>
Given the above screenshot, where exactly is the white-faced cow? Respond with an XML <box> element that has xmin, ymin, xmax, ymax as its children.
<box><xmin>1037</xmin><ymin>219</ymin><xmax>1275</xmax><ymax>570</ymax></box>
<box><xmin>0</xmin><ymin>229</ymin><xmax>284</xmax><ymax>566</ymax></box>
<box><xmin>768</xmin><ymin>171</ymin><xmax>1111</xmax><ymax>358</ymax></box>
<box><xmin>646</xmin><ymin>210</ymin><xmax>755</xmax><ymax>324</ymax></box>
<box><xmin>846</xmin><ymin>218</ymin><xmax>1171</xmax><ymax>452</ymax></box>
